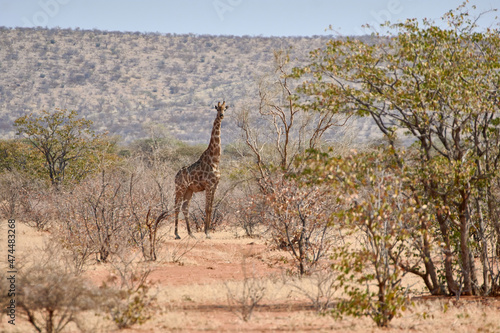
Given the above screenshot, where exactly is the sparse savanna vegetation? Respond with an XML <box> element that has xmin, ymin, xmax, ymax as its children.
<box><xmin>1</xmin><ymin>2</ymin><xmax>500</xmax><ymax>332</ymax></box>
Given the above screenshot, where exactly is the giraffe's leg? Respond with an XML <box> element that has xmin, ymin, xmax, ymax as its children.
<box><xmin>182</xmin><ymin>189</ymin><xmax>194</xmax><ymax>237</ymax></box>
<box><xmin>174</xmin><ymin>189</ymin><xmax>183</xmax><ymax>240</ymax></box>
<box><xmin>205</xmin><ymin>189</ymin><xmax>215</xmax><ymax>238</ymax></box>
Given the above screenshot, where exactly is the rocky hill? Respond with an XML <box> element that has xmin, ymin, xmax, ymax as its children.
<box><xmin>0</xmin><ymin>27</ymin><xmax>339</xmax><ymax>144</ymax></box>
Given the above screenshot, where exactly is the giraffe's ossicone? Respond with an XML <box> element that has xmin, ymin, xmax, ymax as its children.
<box><xmin>173</xmin><ymin>101</ymin><xmax>228</xmax><ymax>239</ymax></box>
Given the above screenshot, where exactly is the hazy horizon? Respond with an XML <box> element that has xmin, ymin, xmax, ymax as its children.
<box><xmin>0</xmin><ymin>0</ymin><xmax>498</xmax><ymax>37</ymax></box>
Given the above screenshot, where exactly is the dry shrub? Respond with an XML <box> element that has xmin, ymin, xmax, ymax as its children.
<box><xmin>103</xmin><ymin>253</ymin><xmax>158</xmax><ymax>329</ymax></box>
<box><xmin>0</xmin><ymin>170</ymin><xmax>56</xmax><ymax>231</ymax></box>
<box><xmin>125</xmin><ymin>161</ymin><xmax>173</xmax><ymax>261</ymax></box>
<box><xmin>225</xmin><ymin>259</ymin><xmax>267</xmax><ymax>322</ymax></box>
<box><xmin>56</xmin><ymin>162</ymin><xmax>174</xmax><ymax>264</ymax></box>
<box><xmin>2</xmin><ymin>243</ymin><xmax>158</xmax><ymax>332</ymax></box>
<box><xmin>165</xmin><ymin>237</ymin><xmax>199</xmax><ymax>264</ymax></box>
<box><xmin>13</xmin><ymin>243</ymin><xmax>102</xmax><ymax>333</ymax></box>
<box><xmin>290</xmin><ymin>269</ymin><xmax>338</xmax><ymax>314</ymax></box>
<box><xmin>19</xmin><ymin>186</ymin><xmax>58</xmax><ymax>231</ymax></box>
<box><xmin>57</xmin><ymin>169</ymin><xmax>131</xmax><ymax>263</ymax></box>
<box><xmin>0</xmin><ymin>170</ymin><xmax>23</xmax><ymax>219</ymax></box>
<box><xmin>229</xmin><ymin>185</ymin><xmax>267</xmax><ymax>237</ymax></box>
<box><xmin>229</xmin><ymin>173</ymin><xmax>338</xmax><ymax>275</ymax></box>
<box><xmin>261</xmin><ymin>174</ymin><xmax>337</xmax><ymax>275</ymax></box>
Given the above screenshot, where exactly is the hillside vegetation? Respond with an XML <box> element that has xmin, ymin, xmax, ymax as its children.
<box><xmin>0</xmin><ymin>27</ymin><xmax>335</xmax><ymax>143</ymax></box>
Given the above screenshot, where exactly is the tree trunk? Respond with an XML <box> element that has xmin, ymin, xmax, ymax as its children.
<box><xmin>436</xmin><ymin>212</ymin><xmax>459</xmax><ymax>295</ymax></box>
<box><xmin>476</xmin><ymin>197</ymin><xmax>489</xmax><ymax>294</ymax></box>
<box><xmin>459</xmin><ymin>194</ymin><xmax>472</xmax><ymax>295</ymax></box>
<box><xmin>421</xmin><ymin>227</ymin><xmax>443</xmax><ymax>294</ymax></box>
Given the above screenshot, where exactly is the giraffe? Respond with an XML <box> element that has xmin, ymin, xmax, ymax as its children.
<box><xmin>173</xmin><ymin>101</ymin><xmax>228</xmax><ymax>239</ymax></box>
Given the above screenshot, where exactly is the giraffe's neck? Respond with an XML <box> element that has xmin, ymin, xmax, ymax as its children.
<box><xmin>202</xmin><ymin>115</ymin><xmax>222</xmax><ymax>166</ymax></box>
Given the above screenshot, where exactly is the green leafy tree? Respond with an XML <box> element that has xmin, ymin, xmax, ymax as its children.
<box><xmin>295</xmin><ymin>3</ymin><xmax>500</xmax><ymax>296</ymax></box>
<box><xmin>0</xmin><ymin>139</ymin><xmax>45</xmax><ymax>177</ymax></box>
<box><xmin>14</xmin><ymin>109</ymin><xmax>109</xmax><ymax>186</ymax></box>
<box><xmin>302</xmin><ymin>148</ymin><xmax>411</xmax><ymax>327</ymax></box>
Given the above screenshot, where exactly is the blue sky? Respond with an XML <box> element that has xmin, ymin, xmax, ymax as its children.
<box><xmin>0</xmin><ymin>0</ymin><xmax>498</xmax><ymax>36</ymax></box>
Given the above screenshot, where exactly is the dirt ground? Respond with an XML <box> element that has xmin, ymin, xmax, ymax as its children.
<box><xmin>2</xmin><ymin>222</ymin><xmax>500</xmax><ymax>333</ymax></box>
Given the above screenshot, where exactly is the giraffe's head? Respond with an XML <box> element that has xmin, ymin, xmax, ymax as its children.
<box><xmin>214</xmin><ymin>101</ymin><xmax>228</xmax><ymax>120</ymax></box>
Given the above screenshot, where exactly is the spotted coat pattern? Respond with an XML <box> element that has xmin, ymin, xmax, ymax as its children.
<box><xmin>174</xmin><ymin>101</ymin><xmax>227</xmax><ymax>239</ymax></box>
